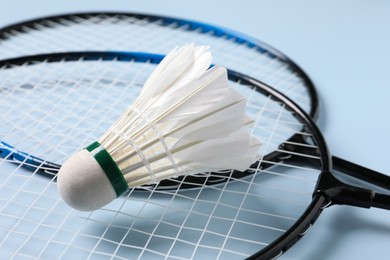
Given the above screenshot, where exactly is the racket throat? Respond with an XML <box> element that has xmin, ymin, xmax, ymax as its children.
<box><xmin>315</xmin><ymin>171</ymin><xmax>376</xmax><ymax>209</ymax></box>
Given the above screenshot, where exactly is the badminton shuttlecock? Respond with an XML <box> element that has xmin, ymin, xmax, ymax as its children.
<box><xmin>57</xmin><ymin>44</ymin><xmax>261</xmax><ymax>211</ymax></box>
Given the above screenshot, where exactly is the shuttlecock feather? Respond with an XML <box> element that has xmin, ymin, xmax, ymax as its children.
<box><xmin>57</xmin><ymin>44</ymin><xmax>261</xmax><ymax>211</ymax></box>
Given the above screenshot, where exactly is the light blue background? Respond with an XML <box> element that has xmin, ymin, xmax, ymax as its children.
<box><xmin>1</xmin><ymin>0</ymin><xmax>389</xmax><ymax>259</ymax></box>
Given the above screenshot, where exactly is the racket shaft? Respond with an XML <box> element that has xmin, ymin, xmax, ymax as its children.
<box><xmin>333</xmin><ymin>156</ymin><xmax>390</xmax><ymax>190</ymax></box>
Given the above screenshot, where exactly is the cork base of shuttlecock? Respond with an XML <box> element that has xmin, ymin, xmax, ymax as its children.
<box><xmin>57</xmin><ymin>149</ymin><xmax>117</xmax><ymax>211</ymax></box>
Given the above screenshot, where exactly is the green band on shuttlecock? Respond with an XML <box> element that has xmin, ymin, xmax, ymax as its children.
<box><xmin>85</xmin><ymin>141</ymin><xmax>128</xmax><ymax>197</ymax></box>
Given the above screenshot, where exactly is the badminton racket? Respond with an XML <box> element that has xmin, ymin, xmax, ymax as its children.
<box><xmin>0</xmin><ymin>11</ymin><xmax>381</xmax><ymax>188</ymax></box>
<box><xmin>0</xmin><ymin>51</ymin><xmax>389</xmax><ymax>259</ymax></box>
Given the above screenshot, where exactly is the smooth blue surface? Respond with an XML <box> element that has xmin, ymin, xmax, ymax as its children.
<box><xmin>1</xmin><ymin>1</ymin><xmax>390</xmax><ymax>259</ymax></box>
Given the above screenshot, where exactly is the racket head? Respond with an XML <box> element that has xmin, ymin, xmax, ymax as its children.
<box><xmin>0</xmin><ymin>51</ymin><xmax>331</xmax><ymax>259</ymax></box>
<box><xmin>0</xmin><ymin>11</ymin><xmax>319</xmax><ymax>119</ymax></box>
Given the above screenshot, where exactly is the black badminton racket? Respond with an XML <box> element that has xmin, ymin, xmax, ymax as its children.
<box><xmin>0</xmin><ymin>51</ymin><xmax>389</xmax><ymax>259</ymax></box>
